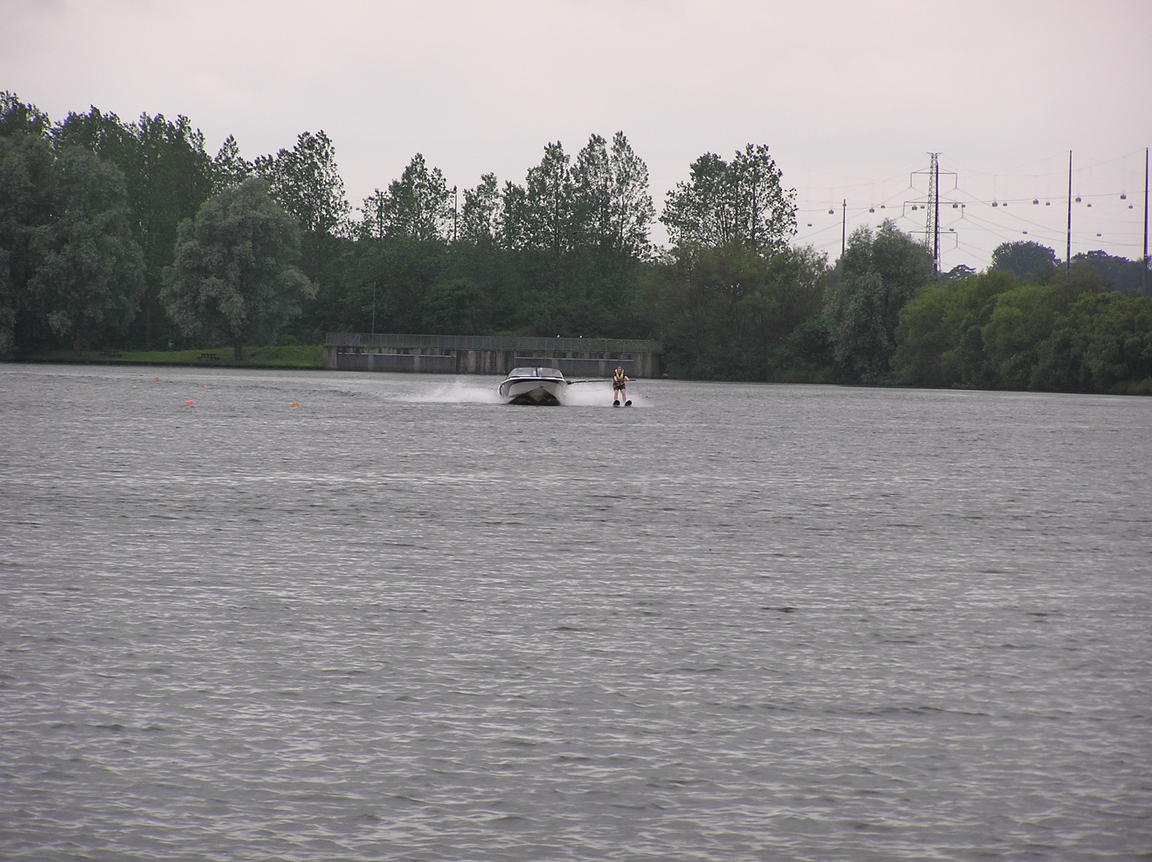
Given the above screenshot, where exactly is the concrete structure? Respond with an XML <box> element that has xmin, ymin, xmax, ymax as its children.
<box><xmin>325</xmin><ymin>333</ymin><xmax>662</xmax><ymax>378</ymax></box>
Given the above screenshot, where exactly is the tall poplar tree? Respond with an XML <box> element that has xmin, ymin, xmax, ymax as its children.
<box><xmin>570</xmin><ymin>131</ymin><xmax>654</xmax><ymax>258</ymax></box>
<box><xmin>662</xmin><ymin>143</ymin><xmax>796</xmax><ymax>254</ymax></box>
<box><xmin>32</xmin><ymin>147</ymin><xmax>145</xmax><ymax>348</ymax></box>
<box><xmin>53</xmin><ymin>109</ymin><xmax>215</xmax><ymax>346</ymax></box>
<box><xmin>363</xmin><ymin>153</ymin><xmax>454</xmax><ymax>242</ymax></box>
<box><xmin>0</xmin><ymin>103</ymin><xmax>55</xmax><ymax>355</ymax></box>
<box><xmin>0</xmin><ymin>91</ymin><xmax>50</xmax><ymax>138</ymax></box>
<box><xmin>505</xmin><ymin>141</ymin><xmax>572</xmax><ymax>256</ymax></box>
<box><xmin>212</xmin><ymin>135</ymin><xmax>253</xmax><ymax>193</ymax></box>
<box><xmin>255</xmin><ymin>130</ymin><xmax>349</xmax><ymax>236</ymax></box>
<box><xmin>458</xmin><ymin>173</ymin><xmax>501</xmax><ymax>246</ymax></box>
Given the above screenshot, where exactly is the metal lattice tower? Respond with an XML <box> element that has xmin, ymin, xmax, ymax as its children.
<box><xmin>926</xmin><ymin>153</ymin><xmax>940</xmax><ymax>271</ymax></box>
<box><xmin>907</xmin><ymin>153</ymin><xmax>954</xmax><ymax>272</ymax></box>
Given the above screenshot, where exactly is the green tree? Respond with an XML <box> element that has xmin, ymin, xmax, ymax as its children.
<box><xmin>504</xmin><ymin>141</ymin><xmax>572</xmax><ymax>258</ymax></box>
<box><xmin>570</xmin><ymin>131</ymin><xmax>654</xmax><ymax>258</ymax></box>
<box><xmin>776</xmin><ymin>314</ymin><xmax>835</xmax><ymax>381</ymax></box>
<box><xmin>646</xmin><ymin>243</ymin><xmax>827</xmax><ymax>379</ymax></box>
<box><xmin>212</xmin><ymin>134</ymin><xmax>253</xmax><ymax>193</ymax></box>
<box><xmin>1069</xmin><ymin>250</ymin><xmax>1145</xmax><ymax>295</ymax></box>
<box><xmin>254</xmin><ymin>130</ymin><xmax>350</xmax><ymax>326</ymax></box>
<box><xmin>358</xmin><ymin>189</ymin><xmax>387</xmax><ymax>241</ymax></box>
<box><xmin>53</xmin><ymin>109</ymin><xmax>216</xmax><ymax>347</ymax></box>
<box><xmin>480</xmin><ymin>133</ymin><xmax>655</xmax><ymax>336</ymax></box>
<box><xmin>552</xmin><ymin>133</ymin><xmax>657</xmax><ymax>336</ymax></box>
<box><xmin>363</xmin><ymin>153</ymin><xmax>454</xmax><ymax>243</ymax></box>
<box><xmin>1</xmin><ymin>101</ymin><xmax>147</xmax><ymax>355</ymax></box>
<box><xmin>980</xmin><ymin>269</ymin><xmax>1107</xmax><ymax>391</ymax></box>
<box><xmin>424</xmin><ymin>277</ymin><xmax>488</xmax><ymax>334</ymax></box>
<box><xmin>337</xmin><ymin>236</ymin><xmax>449</xmax><ymax>334</ymax></box>
<box><xmin>1072</xmin><ymin>292</ymin><xmax>1152</xmax><ymax>390</ymax></box>
<box><xmin>0</xmin><ymin>132</ymin><xmax>56</xmax><ymax>355</ymax></box>
<box><xmin>31</xmin><ymin>147</ymin><xmax>145</xmax><ymax>348</ymax></box>
<box><xmin>445</xmin><ymin>180</ymin><xmax>517</xmax><ymax>334</ymax></box>
<box><xmin>136</xmin><ymin>114</ymin><xmax>216</xmax><ymax>346</ymax></box>
<box><xmin>492</xmin><ymin>142</ymin><xmax>578</xmax><ymax>333</ymax></box>
<box><xmin>50</xmin><ymin>106</ymin><xmax>136</xmax><ymax>168</ymax></box>
<box><xmin>458</xmin><ymin>173</ymin><xmax>502</xmax><ymax>246</ymax></box>
<box><xmin>990</xmin><ymin>240</ymin><xmax>1057</xmax><ymax>284</ymax></box>
<box><xmin>941</xmin><ymin>263</ymin><xmax>977</xmax><ymax>281</ymax></box>
<box><xmin>825</xmin><ymin>221</ymin><xmax>935</xmax><ymax>383</ymax></box>
<box><xmin>0</xmin><ymin>91</ymin><xmax>50</xmax><ymax>138</ymax></box>
<box><xmin>661</xmin><ymin>143</ymin><xmax>796</xmax><ymax>254</ymax></box>
<box><xmin>498</xmin><ymin>179</ymin><xmax>531</xmax><ymax>251</ymax></box>
<box><xmin>893</xmin><ymin>270</ymin><xmax>1016</xmax><ymax>387</ymax></box>
<box><xmin>162</xmin><ymin>178</ymin><xmax>314</xmax><ymax>359</ymax></box>
<box><xmin>255</xmin><ymin>130</ymin><xmax>349</xmax><ymax>236</ymax></box>
<box><xmin>1030</xmin><ymin>290</ymin><xmax>1152</xmax><ymax>393</ymax></box>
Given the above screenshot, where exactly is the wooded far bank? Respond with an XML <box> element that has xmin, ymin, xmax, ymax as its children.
<box><xmin>2</xmin><ymin>92</ymin><xmax>1149</xmax><ymax>394</ymax></box>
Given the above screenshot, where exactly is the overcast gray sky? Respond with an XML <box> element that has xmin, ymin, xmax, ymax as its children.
<box><xmin>5</xmin><ymin>0</ymin><xmax>1151</xmax><ymax>270</ymax></box>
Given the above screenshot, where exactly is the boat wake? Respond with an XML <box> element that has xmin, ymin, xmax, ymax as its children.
<box><xmin>389</xmin><ymin>377</ymin><xmax>641</xmax><ymax>407</ymax></box>
<box><xmin>401</xmin><ymin>380</ymin><xmax>504</xmax><ymax>404</ymax></box>
<box><xmin>564</xmin><ymin>383</ymin><xmax>620</xmax><ymax>407</ymax></box>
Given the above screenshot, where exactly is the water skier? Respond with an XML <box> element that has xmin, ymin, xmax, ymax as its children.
<box><xmin>612</xmin><ymin>366</ymin><xmax>631</xmax><ymax>406</ymax></box>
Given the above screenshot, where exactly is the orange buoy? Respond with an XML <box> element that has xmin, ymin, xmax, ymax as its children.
<box><xmin>290</xmin><ymin>402</ymin><xmax>301</xmax><ymax>408</ymax></box>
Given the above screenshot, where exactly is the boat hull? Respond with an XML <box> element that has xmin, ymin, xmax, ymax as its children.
<box><xmin>499</xmin><ymin>367</ymin><xmax>568</xmax><ymax>405</ymax></box>
<box><xmin>499</xmin><ymin>379</ymin><xmax>566</xmax><ymax>405</ymax></box>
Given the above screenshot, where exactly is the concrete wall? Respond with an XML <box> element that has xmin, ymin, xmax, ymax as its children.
<box><xmin>325</xmin><ymin>333</ymin><xmax>662</xmax><ymax>377</ymax></box>
<box><xmin>332</xmin><ymin>353</ymin><xmax>458</xmax><ymax>373</ymax></box>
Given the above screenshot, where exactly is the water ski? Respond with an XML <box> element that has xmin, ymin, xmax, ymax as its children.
<box><xmin>613</xmin><ymin>401</ymin><xmax>621</xmax><ymax>407</ymax></box>
<box><xmin>625</xmin><ymin>400</ymin><xmax>632</xmax><ymax>407</ymax></box>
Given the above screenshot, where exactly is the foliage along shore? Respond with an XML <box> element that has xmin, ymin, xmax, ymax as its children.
<box><xmin>12</xmin><ymin>345</ymin><xmax>325</xmax><ymax>369</ymax></box>
<box><xmin>2</xmin><ymin>91</ymin><xmax>1149</xmax><ymax>396</ymax></box>
<box><xmin>11</xmin><ymin>332</ymin><xmax>1151</xmax><ymax>397</ymax></box>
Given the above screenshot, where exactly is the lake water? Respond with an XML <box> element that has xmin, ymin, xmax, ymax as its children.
<box><xmin>1</xmin><ymin>363</ymin><xmax>1150</xmax><ymax>861</ymax></box>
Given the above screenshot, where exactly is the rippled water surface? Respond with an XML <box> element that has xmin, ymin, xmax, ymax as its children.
<box><xmin>2</xmin><ymin>364</ymin><xmax>1150</xmax><ymax>861</ymax></box>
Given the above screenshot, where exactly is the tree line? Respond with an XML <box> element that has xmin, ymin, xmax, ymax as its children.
<box><xmin>1</xmin><ymin>91</ymin><xmax>1149</xmax><ymax>393</ymax></box>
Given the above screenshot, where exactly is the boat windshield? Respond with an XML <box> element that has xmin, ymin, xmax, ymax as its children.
<box><xmin>508</xmin><ymin>367</ymin><xmax>564</xmax><ymax>379</ymax></box>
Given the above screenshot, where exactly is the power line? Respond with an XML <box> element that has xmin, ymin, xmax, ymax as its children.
<box><xmin>790</xmin><ymin>148</ymin><xmax>1148</xmax><ymax>270</ymax></box>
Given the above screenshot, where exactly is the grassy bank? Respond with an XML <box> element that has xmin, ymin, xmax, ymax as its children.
<box><xmin>17</xmin><ymin>345</ymin><xmax>326</xmax><ymax>369</ymax></box>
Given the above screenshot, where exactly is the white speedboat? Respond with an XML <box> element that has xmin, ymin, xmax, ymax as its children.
<box><xmin>499</xmin><ymin>366</ymin><xmax>568</xmax><ymax>405</ymax></box>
